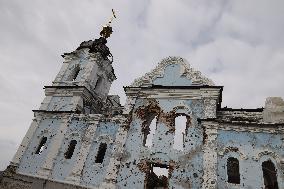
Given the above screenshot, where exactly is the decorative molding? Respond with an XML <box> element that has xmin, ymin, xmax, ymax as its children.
<box><xmin>130</xmin><ymin>56</ymin><xmax>215</xmax><ymax>87</ymax></box>
<box><xmin>217</xmin><ymin>124</ymin><xmax>284</xmax><ymax>133</ymax></box>
<box><xmin>202</xmin><ymin>121</ymin><xmax>284</xmax><ymax>134</ymax></box>
<box><xmin>253</xmin><ymin>150</ymin><xmax>281</xmax><ymax>163</ymax></box>
<box><xmin>218</xmin><ymin>146</ymin><xmax>248</xmax><ymax>160</ymax></box>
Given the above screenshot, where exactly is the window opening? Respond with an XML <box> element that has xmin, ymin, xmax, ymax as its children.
<box><xmin>64</xmin><ymin>140</ymin><xmax>77</xmax><ymax>159</ymax></box>
<box><xmin>83</xmin><ymin>100</ymin><xmax>92</xmax><ymax>114</ymax></box>
<box><xmin>173</xmin><ymin>115</ymin><xmax>187</xmax><ymax>151</ymax></box>
<box><xmin>95</xmin><ymin>143</ymin><xmax>107</xmax><ymax>163</ymax></box>
<box><xmin>227</xmin><ymin>157</ymin><xmax>240</xmax><ymax>184</ymax></box>
<box><xmin>68</xmin><ymin>65</ymin><xmax>80</xmax><ymax>81</ymax></box>
<box><xmin>146</xmin><ymin>163</ymin><xmax>169</xmax><ymax>189</ymax></box>
<box><xmin>35</xmin><ymin>137</ymin><xmax>47</xmax><ymax>155</ymax></box>
<box><xmin>262</xmin><ymin>160</ymin><xmax>278</xmax><ymax>189</ymax></box>
<box><xmin>144</xmin><ymin>116</ymin><xmax>157</xmax><ymax>147</ymax></box>
<box><xmin>94</xmin><ymin>76</ymin><xmax>102</xmax><ymax>90</ymax></box>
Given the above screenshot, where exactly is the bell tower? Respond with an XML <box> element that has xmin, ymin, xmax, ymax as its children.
<box><xmin>9</xmin><ymin>11</ymin><xmax>119</xmax><ymax>178</ymax></box>
<box><xmin>38</xmin><ymin>22</ymin><xmax>116</xmax><ymax>114</ymax></box>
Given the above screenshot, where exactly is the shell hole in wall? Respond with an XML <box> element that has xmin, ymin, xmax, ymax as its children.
<box><xmin>146</xmin><ymin>163</ymin><xmax>169</xmax><ymax>189</ymax></box>
<box><xmin>64</xmin><ymin>140</ymin><xmax>77</xmax><ymax>159</ymax></box>
<box><xmin>95</xmin><ymin>143</ymin><xmax>107</xmax><ymax>163</ymax></box>
<box><xmin>173</xmin><ymin>115</ymin><xmax>187</xmax><ymax>151</ymax></box>
<box><xmin>35</xmin><ymin>137</ymin><xmax>47</xmax><ymax>155</ymax></box>
<box><xmin>227</xmin><ymin>157</ymin><xmax>240</xmax><ymax>184</ymax></box>
<box><xmin>262</xmin><ymin>160</ymin><xmax>278</xmax><ymax>189</ymax></box>
<box><xmin>144</xmin><ymin>116</ymin><xmax>157</xmax><ymax>148</ymax></box>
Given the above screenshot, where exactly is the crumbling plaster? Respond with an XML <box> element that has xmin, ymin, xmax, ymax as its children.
<box><xmin>116</xmin><ymin>59</ymin><xmax>221</xmax><ymax>189</ymax></box>
<box><xmin>216</xmin><ymin>129</ymin><xmax>284</xmax><ymax>189</ymax></box>
<box><xmin>2</xmin><ymin>54</ymin><xmax>284</xmax><ymax>189</ymax></box>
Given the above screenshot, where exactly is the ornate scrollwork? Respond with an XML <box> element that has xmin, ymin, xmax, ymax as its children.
<box><xmin>218</xmin><ymin>146</ymin><xmax>248</xmax><ymax>160</ymax></box>
<box><xmin>253</xmin><ymin>150</ymin><xmax>281</xmax><ymax>162</ymax></box>
<box><xmin>130</xmin><ymin>56</ymin><xmax>215</xmax><ymax>87</ymax></box>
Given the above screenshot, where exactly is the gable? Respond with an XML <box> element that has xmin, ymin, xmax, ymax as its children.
<box><xmin>130</xmin><ymin>56</ymin><xmax>214</xmax><ymax>87</ymax></box>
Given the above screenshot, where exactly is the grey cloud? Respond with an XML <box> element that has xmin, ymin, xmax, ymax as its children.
<box><xmin>0</xmin><ymin>139</ymin><xmax>17</xmax><ymax>170</ymax></box>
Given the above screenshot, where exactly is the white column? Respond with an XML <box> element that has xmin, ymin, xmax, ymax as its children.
<box><xmin>100</xmin><ymin>119</ymin><xmax>128</xmax><ymax>189</ymax></box>
<box><xmin>37</xmin><ymin>115</ymin><xmax>71</xmax><ymax>178</ymax></box>
<box><xmin>202</xmin><ymin>123</ymin><xmax>218</xmax><ymax>189</ymax></box>
<box><xmin>65</xmin><ymin>115</ymin><xmax>101</xmax><ymax>184</ymax></box>
<box><xmin>11</xmin><ymin>115</ymin><xmax>43</xmax><ymax>167</ymax></box>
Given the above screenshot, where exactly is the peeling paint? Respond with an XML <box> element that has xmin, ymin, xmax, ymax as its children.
<box><xmin>1</xmin><ymin>47</ymin><xmax>284</xmax><ymax>189</ymax></box>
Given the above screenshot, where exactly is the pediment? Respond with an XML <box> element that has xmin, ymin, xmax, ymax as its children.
<box><xmin>130</xmin><ymin>57</ymin><xmax>214</xmax><ymax>87</ymax></box>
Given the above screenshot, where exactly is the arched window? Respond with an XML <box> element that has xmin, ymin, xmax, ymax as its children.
<box><xmin>64</xmin><ymin>140</ymin><xmax>77</xmax><ymax>159</ymax></box>
<box><xmin>144</xmin><ymin>116</ymin><xmax>157</xmax><ymax>147</ymax></box>
<box><xmin>68</xmin><ymin>65</ymin><xmax>80</xmax><ymax>81</ymax></box>
<box><xmin>262</xmin><ymin>160</ymin><xmax>279</xmax><ymax>189</ymax></box>
<box><xmin>227</xmin><ymin>157</ymin><xmax>240</xmax><ymax>184</ymax></box>
<box><xmin>94</xmin><ymin>76</ymin><xmax>102</xmax><ymax>90</ymax></box>
<box><xmin>35</xmin><ymin>137</ymin><xmax>47</xmax><ymax>155</ymax></box>
<box><xmin>95</xmin><ymin>143</ymin><xmax>107</xmax><ymax>163</ymax></box>
<box><xmin>173</xmin><ymin>115</ymin><xmax>187</xmax><ymax>151</ymax></box>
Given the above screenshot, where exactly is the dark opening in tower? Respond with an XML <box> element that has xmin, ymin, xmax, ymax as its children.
<box><xmin>35</xmin><ymin>137</ymin><xmax>47</xmax><ymax>155</ymax></box>
<box><xmin>69</xmin><ymin>65</ymin><xmax>80</xmax><ymax>81</ymax></box>
<box><xmin>95</xmin><ymin>143</ymin><xmax>107</xmax><ymax>163</ymax></box>
<box><xmin>64</xmin><ymin>140</ymin><xmax>77</xmax><ymax>159</ymax></box>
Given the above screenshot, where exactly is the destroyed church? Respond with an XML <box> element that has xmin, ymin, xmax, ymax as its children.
<box><xmin>1</xmin><ymin>23</ymin><xmax>284</xmax><ymax>189</ymax></box>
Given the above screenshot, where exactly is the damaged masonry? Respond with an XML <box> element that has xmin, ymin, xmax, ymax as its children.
<box><xmin>1</xmin><ymin>33</ymin><xmax>284</xmax><ymax>189</ymax></box>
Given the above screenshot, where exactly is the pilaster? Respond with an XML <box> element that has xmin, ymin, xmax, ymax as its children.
<box><xmin>202</xmin><ymin>122</ymin><xmax>218</xmax><ymax>189</ymax></box>
<box><xmin>11</xmin><ymin>115</ymin><xmax>43</xmax><ymax>167</ymax></box>
<box><xmin>65</xmin><ymin>115</ymin><xmax>101</xmax><ymax>184</ymax></box>
<box><xmin>100</xmin><ymin>120</ymin><xmax>128</xmax><ymax>189</ymax></box>
<box><xmin>37</xmin><ymin>115</ymin><xmax>71</xmax><ymax>178</ymax></box>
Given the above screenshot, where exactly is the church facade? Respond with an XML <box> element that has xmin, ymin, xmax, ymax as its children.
<box><xmin>1</xmin><ymin>36</ymin><xmax>284</xmax><ymax>189</ymax></box>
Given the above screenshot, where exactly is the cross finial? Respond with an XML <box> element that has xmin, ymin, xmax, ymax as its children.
<box><xmin>100</xmin><ymin>9</ymin><xmax>117</xmax><ymax>39</ymax></box>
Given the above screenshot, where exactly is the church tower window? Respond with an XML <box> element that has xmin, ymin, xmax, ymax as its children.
<box><xmin>35</xmin><ymin>137</ymin><xmax>47</xmax><ymax>155</ymax></box>
<box><xmin>95</xmin><ymin>143</ymin><xmax>107</xmax><ymax>163</ymax></box>
<box><xmin>68</xmin><ymin>65</ymin><xmax>80</xmax><ymax>81</ymax></box>
<box><xmin>64</xmin><ymin>140</ymin><xmax>77</xmax><ymax>159</ymax></box>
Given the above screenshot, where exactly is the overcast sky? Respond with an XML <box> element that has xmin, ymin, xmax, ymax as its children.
<box><xmin>1</xmin><ymin>0</ymin><xmax>284</xmax><ymax>170</ymax></box>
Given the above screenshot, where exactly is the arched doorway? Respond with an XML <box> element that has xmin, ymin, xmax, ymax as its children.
<box><xmin>262</xmin><ymin>160</ymin><xmax>279</xmax><ymax>189</ymax></box>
